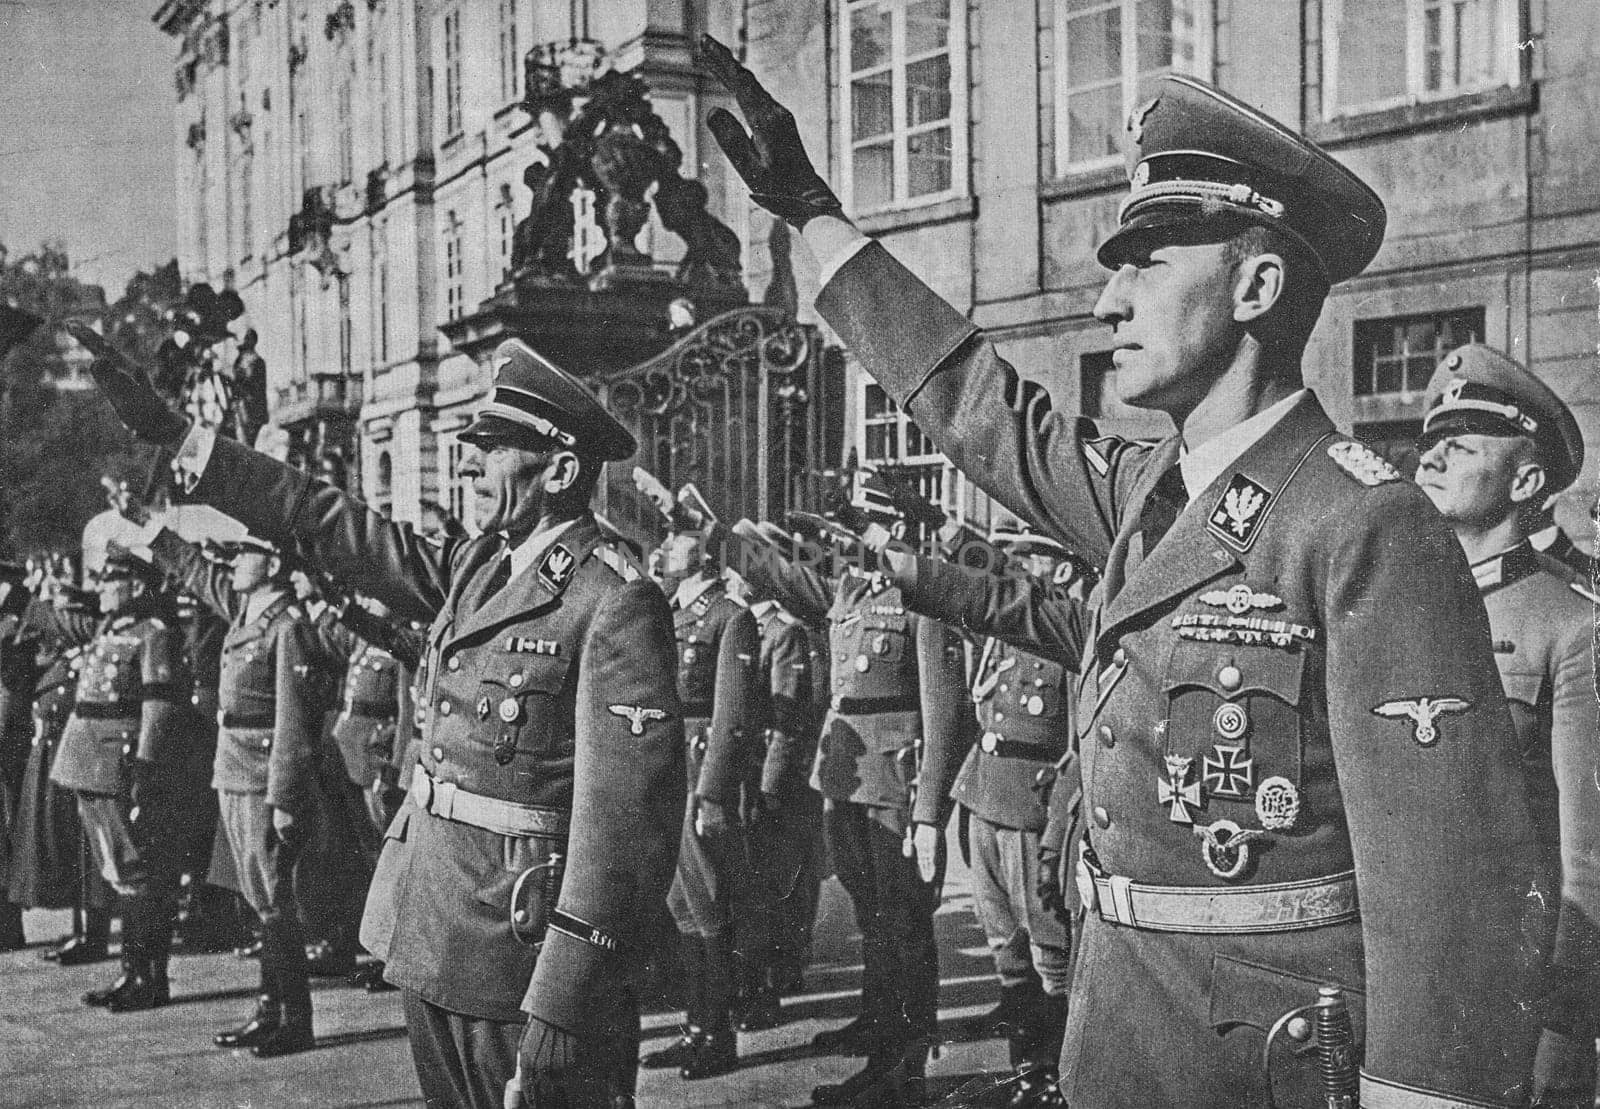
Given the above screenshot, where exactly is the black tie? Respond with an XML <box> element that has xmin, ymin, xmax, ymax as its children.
<box><xmin>1138</xmin><ymin>465</ymin><xmax>1188</xmax><ymax>553</ymax></box>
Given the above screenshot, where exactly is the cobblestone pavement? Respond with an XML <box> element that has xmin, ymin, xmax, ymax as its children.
<box><xmin>0</xmin><ymin>844</ymin><xmax>1020</xmax><ymax>1109</ymax></box>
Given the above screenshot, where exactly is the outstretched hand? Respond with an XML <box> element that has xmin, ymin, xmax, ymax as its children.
<box><xmin>61</xmin><ymin>321</ymin><xmax>189</xmax><ymax>447</ymax></box>
<box><xmin>698</xmin><ymin>35</ymin><xmax>843</xmax><ymax>228</ymax></box>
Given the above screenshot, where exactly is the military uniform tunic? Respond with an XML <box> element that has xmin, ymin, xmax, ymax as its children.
<box><xmin>1475</xmin><ymin>542</ymin><xmax>1600</xmax><ymax>1080</ymax></box>
<box><xmin>7</xmin><ymin>646</ymin><xmax>85</xmax><ymax>908</ymax></box>
<box><xmin>817</xmin><ymin>240</ymin><xmax>1543</xmax><ymax>1108</ymax></box>
<box><xmin>176</xmin><ymin>434</ymin><xmax>685</xmax><ymax>1044</ymax></box>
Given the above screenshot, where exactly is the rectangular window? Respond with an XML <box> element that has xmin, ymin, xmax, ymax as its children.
<box><xmin>499</xmin><ymin>208</ymin><xmax>513</xmax><ymax>280</ymax></box>
<box><xmin>1321</xmin><ymin>0</ymin><xmax>1519</xmax><ymax>119</ymax></box>
<box><xmin>499</xmin><ymin>0</ymin><xmax>520</xmax><ymax>104</ymax></box>
<box><xmin>444</xmin><ymin>212</ymin><xmax>464</xmax><ymax>321</ymax></box>
<box><xmin>444</xmin><ymin>439</ymin><xmax>470</xmax><ymax>528</ymax></box>
<box><xmin>1352</xmin><ymin>307</ymin><xmax>1485</xmax><ymax>399</ymax></box>
<box><xmin>338</xmin><ymin>275</ymin><xmax>353</xmax><ymax>374</ymax></box>
<box><xmin>377</xmin><ymin>51</ymin><xmax>391</xmax><ymax>161</ymax></box>
<box><xmin>841</xmin><ymin>0</ymin><xmax>966</xmax><ymax>213</ymax></box>
<box><xmin>337</xmin><ymin>78</ymin><xmax>354</xmax><ymax>183</ymax></box>
<box><xmin>1055</xmin><ymin>0</ymin><xmax>1213</xmax><ymax>173</ymax></box>
<box><xmin>239</xmin><ymin>149</ymin><xmax>253</xmax><ymax>258</ymax></box>
<box><xmin>859</xmin><ymin>381</ymin><xmax>952</xmax><ymax>511</ymax></box>
<box><xmin>442</xmin><ymin>7</ymin><xmax>463</xmax><ymax>138</ymax></box>
<box><xmin>376</xmin><ymin>252</ymin><xmax>389</xmax><ymax>363</ymax></box>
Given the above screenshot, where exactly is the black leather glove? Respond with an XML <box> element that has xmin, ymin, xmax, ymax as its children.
<box><xmin>699</xmin><ymin>35</ymin><xmax>844</xmax><ymax>228</ymax></box>
<box><xmin>62</xmin><ymin>320</ymin><xmax>190</xmax><ymax>447</ymax></box>
<box><xmin>510</xmin><ymin>1015</ymin><xmax>609</xmax><ymax>1109</ymax></box>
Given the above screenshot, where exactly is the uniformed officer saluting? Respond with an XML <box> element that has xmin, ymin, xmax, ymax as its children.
<box><xmin>26</xmin><ymin>548</ymin><xmax>190</xmax><ymax>1014</ymax></box>
<box><xmin>72</xmin><ymin>325</ymin><xmax>685</xmax><ymax>1109</ymax></box>
<box><xmin>722</xmin><ymin>472</ymin><xmax>967</xmax><ymax>1107</ymax></box>
<box><xmin>1412</xmin><ymin>345</ymin><xmax>1600</xmax><ymax>1108</ymax></box>
<box><xmin>642</xmin><ymin>504</ymin><xmax>766</xmax><ymax>1080</ymax></box>
<box><xmin>148</xmin><ymin>530</ymin><xmax>328</xmax><ymax>1057</ymax></box>
<box><xmin>702</xmin><ymin>40</ymin><xmax>1544</xmax><ymax>1108</ymax></box>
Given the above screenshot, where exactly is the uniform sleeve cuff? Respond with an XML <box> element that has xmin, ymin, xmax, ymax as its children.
<box><xmin>171</xmin><ymin>423</ymin><xmax>217</xmax><ymax>494</ymax></box>
<box><xmin>816</xmin><ymin>234</ymin><xmax>872</xmax><ymax>290</ymax></box>
<box><xmin>1360</xmin><ymin>1072</ymin><xmax>1515</xmax><ymax>1109</ymax></box>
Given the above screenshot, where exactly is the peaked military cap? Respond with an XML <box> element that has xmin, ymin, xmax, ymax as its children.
<box><xmin>0</xmin><ymin>305</ymin><xmax>42</xmax><ymax>363</ymax></box>
<box><xmin>1420</xmin><ymin>344</ymin><xmax>1584</xmax><ymax>493</ymax></box>
<box><xmin>1098</xmin><ymin>73</ymin><xmax>1387</xmax><ymax>285</ymax></box>
<box><xmin>459</xmin><ymin>338</ymin><xmax>635</xmax><ymax>462</ymax></box>
<box><xmin>989</xmin><ymin>516</ymin><xmax>1071</xmax><ymax>560</ymax></box>
<box><xmin>212</xmin><ymin>535</ymin><xmax>280</xmax><ymax>560</ymax></box>
<box><xmin>851</xmin><ymin>470</ymin><xmax>903</xmax><ymax>525</ymax></box>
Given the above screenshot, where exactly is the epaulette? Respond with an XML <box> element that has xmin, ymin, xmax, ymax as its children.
<box><xmin>1327</xmin><ymin>441</ymin><xmax>1401</xmax><ymax>486</ymax></box>
<box><xmin>590</xmin><ymin>542</ymin><xmax>641</xmax><ymax>583</ymax></box>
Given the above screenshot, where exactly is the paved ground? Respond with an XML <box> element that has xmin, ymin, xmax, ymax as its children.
<box><xmin>0</xmin><ymin>844</ymin><xmax>1021</xmax><ymax>1109</ymax></box>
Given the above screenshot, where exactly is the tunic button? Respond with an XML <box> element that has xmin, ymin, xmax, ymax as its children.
<box><xmin>1218</xmin><ymin>664</ymin><xmax>1242</xmax><ymax>691</ymax></box>
<box><xmin>509</xmin><ymin>672</ymin><xmax>524</xmax><ymax>688</ymax></box>
<box><xmin>513</xmin><ymin>909</ymin><xmax>529</xmax><ymax>924</ymax></box>
<box><xmin>439</xmin><ymin>700</ymin><xmax>453</xmax><ymax>716</ymax></box>
<box><xmin>447</xmin><ymin>655</ymin><xmax>461</xmax><ymax>671</ymax></box>
<box><xmin>1112</xmin><ymin>647</ymin><xmax>1127</xmax><ymax>666</ymax></box>
<box><xmin>831</xmin><ymin>696</ymin><xmax>843</xmax><ymax>711</ymax></box>
<box><xmin>1098</xmin><ymin>725</ymin><xmax>1115</xmax><ymax>749</ymax></box>
<box><xmin>431</xmin><ymin>746</ymin><xmax>444</xmax><ymax>762</ymax></box>
<box><xmin>855</xmin><ymin>655</ymin><xmax>870</xmax><ymax>672</ymax></box>
<box><xmin>999</xmin><ymin>683</ymin><xmax>1009</xmax><ymax>693</ymax></box>
<box><xmin>994</xmin><ymin>712</ymin><xmax>1005</xmax><ymax>722</ymax></box>
<box><xmin>1092</xmin><ymin>805</ymin><xmax>1111</xmax><ymax>829</ymax></box>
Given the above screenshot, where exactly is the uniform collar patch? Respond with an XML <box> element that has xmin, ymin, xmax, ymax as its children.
<box><xmin>1206</xmin><ymin>473</ymin><xmax>1274</xmax><ymax>552</ymax></box>
<box><xmin>536</xmin><ymin>543</ymin><xmax>578</xmax><ymax>593</ymax></box>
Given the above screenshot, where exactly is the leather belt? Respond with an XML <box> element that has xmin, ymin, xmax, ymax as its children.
<box><xmin>829</xmin><ymin>695</ymin><xmax>917</xmax><ymax>715</ymax></box>
<box><xmin>410</xmin><ymin>766</ymin><xmax>570</xmax><ymax>839</ymax></box>
<box><xmin>344</xmin><ymin>699</ymin><xmax>396</xmax><ymax>719</ymax></box>
<box><xmin>978</xmin><ymin>732</ymin><xmax>1056</xmax><ymax>761</ymax></box>
<box><xmin>1076</xmin><ymin>844</ymin><xmax>1358</xmax><ymax>934</ymax></box>
<box><xmin>221</xmin><ymin>712</ymin><xmax>274</xmax><ymax>729</ymax></box>
<box><xmin>73</xmin><ymin>703</ymin><xmax>140</xmax><ymax>721</ymax></box>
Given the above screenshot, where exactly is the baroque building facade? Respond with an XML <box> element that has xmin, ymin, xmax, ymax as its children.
<box><xmin>156</xmin><ymin>0</ymin><xmax>1599</xmax><ymax>540</ymax></box>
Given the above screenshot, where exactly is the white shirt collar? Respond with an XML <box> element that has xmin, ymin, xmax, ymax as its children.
<box><xmin>507</xmin><ymin>518</ymin><xmax>581</xmax><ymax>584</ymax></box>
<box><xmin>1178</xmin><ymin>389</ymin><xmax>1306</xmax><ymax>504</ymax></box>
<box><xmin>671</xmin><ymin>572</ymin><xmax>718</xmax><ymax>611</ymax></box>
<box><xmin>750</xmin><ymin>599</ymin><xmax>779</xmax><ymax>619</ymax></box>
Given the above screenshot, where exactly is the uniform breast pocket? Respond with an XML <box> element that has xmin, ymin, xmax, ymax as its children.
<box><xmin>1163</xmin><ymin>645</ymin><xmax>1307</xmax><ymax>792</ymax></box>
<box><xmin>861</xmin><ymin>619</ymin><xmax>910</xmax><ymax>664</ymax></box>
<box><xmin>481</xmin><ymin>657</ymin><xmax>572</xmax><ymax>762</ymax></box>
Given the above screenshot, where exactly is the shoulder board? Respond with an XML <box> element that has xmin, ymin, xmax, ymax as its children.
<box><xmin>723</xmin><ymin>593</ymin><xmax>749</xmax><ymax>610</ymax></box>
<box><xmin>1327</xmin><ymin>441</ymin><xmax>1401</xmax><ymax>487</ymax></box>
<box><xmin>589</xmin><ymin>543</ymin><xmax>642</xmax><ymax>583</ymax></box>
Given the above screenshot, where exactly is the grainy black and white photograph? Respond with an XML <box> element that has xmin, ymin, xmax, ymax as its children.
<box><xmin>0</xmin><ymin>1</ymin><xmax>1596</xmax><ymax>1107</ymax></box>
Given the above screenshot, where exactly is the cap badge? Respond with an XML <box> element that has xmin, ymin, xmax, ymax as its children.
<box><xmin>609</xmin><ymin>704</ymin><xmax>668</xmax><ymax>736</ymax></box>
<box><xmin>1442</xmin><ymin>376</ymin><xmax>1468</xmax><ymax>404</ymax></box>
<box><xmin>1194</xmin><ymin>819</ymin><xmax>1265</xmax><ymax>880</ymax></box>
<box><xmin>1127</xmin><ymin>95</ymin><xmax>1160</xmax><ymax>142</ymax></box>
<box><xmin>1373</xmin><ymin>696</ymin><xmax>1471</xmax><ymax>746</ymax></box>
<box><xmin>1131</xmin><ymin>161</ymin><xmax>1151</xmax><ymax>189</ymax></box>
<box><xmin>1157</xmin><ymin>754</ymin><xmax>1201</xmax><ymax>824</ymax></box>
<box><xmin>536</xmin><ymin>544</ymin><xmax>577</xmax><ymax>592</ymax></box>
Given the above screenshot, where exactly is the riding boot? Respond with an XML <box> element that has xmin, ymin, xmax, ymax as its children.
<box><xmin>215</xmin><ymin>965</ymin><xmax>281</xmax><ymax>1048</ymax></box>
<box><xmin>54</xmin><ymin>908</ymin><xmax>113</xmax><ymax>965</ymax></box>
<box><xmin>643</xmin><ymin>933</ymin><xmax>706</xmax><ymax>1069</ymax></box>
<box><xmin>252</xmin><ymin>966</ymin><xmax>314</xmax><ymax>1057</ymax></box>
<box><xmin>680</xmin><ymin>931</ymin><xmax>738</xmax><ymax>1080</ymax></box>
<box><xmin>812</xmin><ymin>1035</ymin><xmax>929</xmax><ymax>1107</ymax></box>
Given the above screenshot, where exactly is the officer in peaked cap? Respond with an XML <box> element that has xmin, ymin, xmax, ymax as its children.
<box><xmin>78</xmin><ymin>324</ymin><xmax>683</xmax><ymax>1109</ymax></box>
<box><xmin>1415</xmin><ymin>344</ymin><xmax>1599</xmax><ymax>1108</ymax></box>
<box><xmin>22</xmin><ymin>545</ymin><xmax>192</xmax><ymax>1013</ymax></box>
<box><xmin>0</xmin><ymin>305</ymin><xmax>41</xmax><ymax>364</ymax></box>
<box><xmin>705</xmin><ymin>33</ymin><xmax>1543</xmax><ymax>1108</ymax></box>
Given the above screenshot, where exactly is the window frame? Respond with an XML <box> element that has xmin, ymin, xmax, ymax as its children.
<box><xmin>498</xmin><ymin>0</ymin><xmax>521</xmax><ymax>106</ymax></box>
<box><xmin>856</xmin><ymin>378</ymin><xmax>965</xmax><ymax>520</ymax></box>
<box><xmin>441</xmin><ymin>6</ymin><xmax>464</xmax><ymax>140</ymax></box>
<box><xmin>1053</xmin><ymin>0</ymin><xmax>1215</xmax><ymax>176</ymax></box>
<box><xmin>1319</xmin><ymin>0</ymin><xmax>1521</xmax><ymax>121</ymax></box>
<box><xmin>1351</xmin><ymin>306</ymin><xmax>1487</xmax><ymax>403</ymax></box>
<box><xmin>838</xmin><ymin>0</ymin><xmax>970</xmax><ymax>216</ymax></box>
<box><xmin>443</xmin><ymin>210</ymin><xmax>465</xmax><ymax>322</ymax></box>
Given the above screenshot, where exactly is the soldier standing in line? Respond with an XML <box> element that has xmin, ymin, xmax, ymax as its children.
<box><xmin>0</xmin><ymin>603</ymin><xmax>40</xmax><ymax>951</ymax></box>
<box><xmin>24</xmin><ymin>549</ymin><xmax>190</xmax><ymax>1012</ymax></box>
<box><xmin>876</xmin><ymin>517</ymin><xmax>1092</xmax><ymax>1108</ymax></box>
<box><xmin>703</xmin><ymin>41</ymin><xmax>1547</xmax><ymax>1106</ymax></box>
<box><xmin>720</xmin><ymin>473</ymin><xmax>968</xmax><ymax>1107</ymax></box>
<box><xmin>77</xmin><ymin>329</ymin><xmax>686</xmax><ymax>1109</ymax></box>
<box><xmin>640</xmin><ymin>507</ymin><xmax>766</xmax><ymax>1081</ymax></box>
<box><xmin>147</xmin><ymin>530</ymin><xmax>328</xmax><ymax>1057</ymax></box>
<box><xmin>1411</xmin><ymin>345</ymin><xmax>1600</xmax><ymax>1108</ymax></box>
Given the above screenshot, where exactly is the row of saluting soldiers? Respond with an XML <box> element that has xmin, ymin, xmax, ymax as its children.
<box><xmin>12</xmin><ymin>36</ymin><xmax>1600</xmax><ymax>1107</ymax></box>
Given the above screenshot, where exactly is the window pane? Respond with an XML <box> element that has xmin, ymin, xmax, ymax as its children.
<box><xmin>1459</xmin><ymin>0</ymin><xmax>1507</xmax><ymax>89</ymax></box>
<box><xmin>1424</xmin><ymin>4</ymin><xmax>1443</xmax><ymax>91</ymax></box>
<box><xmin>1135</xmin><ymin>0</ymin><xmax>1176</xmax><ymax>70</ymax></box>
<box><xmin>904</xmin><ymin>419</ymin><xmax>931</xmax><ymax>457</ymax></box>
<box><xmin>1066</xmin><ymin>8</ymin><xmax>1122</xmax><ymax>86</ymax></box>
<box><xmin>905</xmin><ymin>0</ymin><xmax>950</xmax><ymax>56</ymax></box>
<box><xmin>864</xmin><ymin>383</ymin><xmax>891</xmax><ymax>418</ymax></box>
<box><xmin>853</xmin><ymin>140</ymin><xmax>894</xmax><ymax>210</ymax></box>
<box><xmin>907</xmin><ymin>127</ymin><xmax>952</xmax><ymax>196</ymax></box>
<box><xmin>905</xmin><ymin>55</ymin><xmax>951</xmax><ymax>128</ymax></box>
<box><xmin>1326</xmin><ymin>0</ymin><xmax>1407</xmax><ymax>113</ymax></box>
<box><xmin>850</xmin><ymin>4</ymin><xmax>893</xmax><ymax>73</ymax></box>
<box><xmin>852</xmin><ymin>71</ymin><xmax>894</xmax><ymax>140</ymax></box>
<box><xmin>1065</xmin><ymin>85</ymin><xmax>1123</xmax><ymax>164</ymax></box>
<box><xmin>866</xmin><ymin>422</ymin><xmax>897</xmax><ymax>460</ymax></box>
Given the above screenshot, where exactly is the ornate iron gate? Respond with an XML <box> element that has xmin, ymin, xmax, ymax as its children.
<box><xmin>591</xmin><ymin>306</ymin><xmax>842</xmax><ymax>545</ymax></box>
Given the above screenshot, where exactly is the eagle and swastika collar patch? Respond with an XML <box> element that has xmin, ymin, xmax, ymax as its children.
<box><xmin>537</xmin><ymin>544</ymin><xmax>577</xmax><ymax>592</ymax></box>
<box><xmin>1207</xmin><ymin>473</ymin><xmax>1274</xmax><ymax>552</ymax></box>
